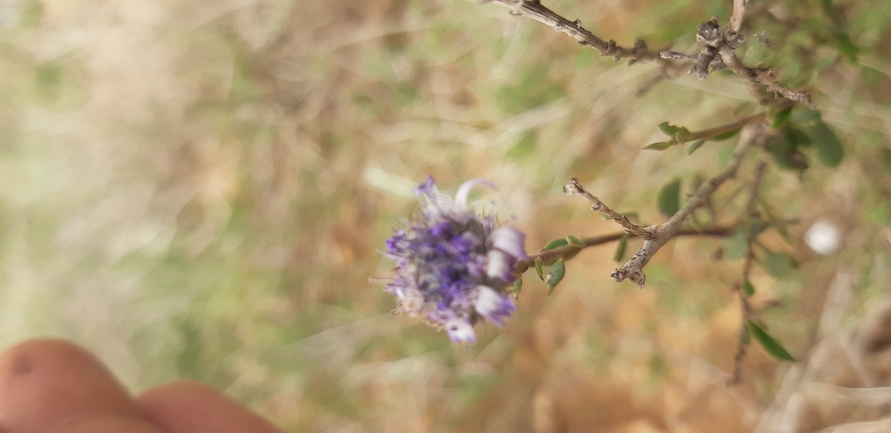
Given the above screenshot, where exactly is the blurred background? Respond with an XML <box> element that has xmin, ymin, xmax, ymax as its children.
<box><xmin>1</xmin><ymin>0</ymin><xmax>890</xmax><ymax>431</ymax></box>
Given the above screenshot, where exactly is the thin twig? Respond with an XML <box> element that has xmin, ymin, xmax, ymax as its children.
<box><xmin>685</xmin><ymin>107</ymin><xmax>780</xmax><ymax>142</ymax></box>
<box><xmin>717</xmin><ymin>48</ymin><xmax>817</xmax><ymax>108</ymax></box>
<box><xmin>516</xmin><ymin>226</ymin><xmax>733</xmax><ymax>273</ymax></box>
<box><xmin>728</xmin><ymin>159</ymin><xmax>767</xmax><ymax>385</ymax></box>
<box><xmin>611</xmin><ymin>124</ymin><xmax>762</xmax><ymax>288</ymax></box>
<box><xmin>482</xmin><ymin>0</ymin><xmax>666</xmax><ymax>64</ymax></box>
<box><xmin>658</xmin><ymin>0</ymin><xmax>816</xmax><ymax>108</ymax></box>
<box><xmin>482</xmin><ymin>0</ymin><xmax>815</xmax><ymax>108</ymax></box>
<box><xmin>728</xmin><ymin>0</ymin><xmax>748</xmax><ymax>35</ymax></box>
<box><xmin>562</xmin><ymin>179</ymin><xmax>655</xmax><ymax>239</ymax></box>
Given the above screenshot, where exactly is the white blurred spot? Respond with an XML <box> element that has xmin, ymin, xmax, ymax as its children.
<box><xmin>805</xmin><ymin>219</ymin><xmax>841</xmax><ymax>255</ymax></box>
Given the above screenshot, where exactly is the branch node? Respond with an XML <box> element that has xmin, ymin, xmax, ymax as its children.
<box><xmin>610</xmin><ymin>268</ymin><xmax>646</xmax><ymax>288</ymax></box>
<box><xmin>697</xmin><ymin>16</ymin><xmax>722</xmax><ymax>46</ymax></box>
<box><xmin>690</xmin><ymin>45</ymin><xmax>719</xmax><ymax>79</ymax></box>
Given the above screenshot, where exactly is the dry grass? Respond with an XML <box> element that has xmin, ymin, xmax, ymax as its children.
<box><xmin>1</xmin><ymin>0</ymin><xmax>890</xmax><ymax>431</ymax></box>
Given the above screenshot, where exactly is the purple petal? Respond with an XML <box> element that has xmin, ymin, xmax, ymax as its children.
<box><xmin>385</xmin><ymin>230</ymin><xmax>406</xmax><ymax>253</ymax></box>
<box><xmin>474</xmin><ymin>286</ymin><xmax>515</xmax><ymax>327</ymax></box>
<box><xmin>429</xmin><ymin>221</ymin><xmax>453</xmax><ymax>239</ymax></box>
<box><xmin>489</xmin><ymin>225</ymin><xmax>528</xmax><ymax>260</ymax></box>
<box><xmin>451</xmin><ymin>232</ymin><xmax>480</xmax><ymax>253</ymax></box>
<box><xmin>413</xmin><ymin>176</ymin><xmax>437</xmax><ymax>197</ymax></box>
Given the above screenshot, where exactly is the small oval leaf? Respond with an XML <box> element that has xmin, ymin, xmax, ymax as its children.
<box><xmin>791</xmin><ymin>107</ymin><xmax>821</xmax><ymax>124</ymax></box>
<box><xmin>565</xmin><ymin>235</ymin><xmax>585</xmax><ymax>247</ymax></box>
<box><xmin>643</xmin><ymin>141</ymin><xmax>673</xmax><ymax>151</ymax></box>
<box><xmin>808</xmin><ymin>121</ymin><xmax>844</xmax><ymax>167</ymax></box>
<box><xmin>657</xmin><ymin>178</ymin><xmax>681</xmax><ymax>218</ymax></box>
<box><xmin>762</xmin><ymin>251</ymin><xmax>795</xmax><ymax>278</ymax></box>
<box><xmin>613</xmin><ymin>235</ymin><xmax>628</xmax><ymax>262</ymax></box>
<box><xmin>543</xmin><ymin>238</ymin><xmax>569</xmax><ymax>250</ymax></box>
<box><xmin>546</xmin><ymin>259</ymin><xmax>566</xmax><ymax>294</ymax></box>
<box><xmin>742</xmin><ymin>278</ymin><xmax>755</xmax><ymax>297</ymax></box>
<box><xmin>710</xmin><ymin>128</ymin><xmax>742</xmax><ymax>141</ymax></box>
<box><xmin>534</xmin><ymin>258</ymin><xmax>544</xmax><ymax>281</ymax></box>
<box><xmin>511</xmin><ymin>279</ymin><xmax>523</xmax><ymax>299</ymax></box>
<box><xmin>722</xmin><ymin>230</ymin><xmax>748</xmax><ymax>261</ymax></box>
<box><xmin>686</xmin><ymin>139</ymin><xmax>705</xmax><ymax>155</ymax></box>
<box><xmin>772</xmin><ymin>107</ymin><xmax>792</xmax><ymax>129</ymax></box>
<box><xmin>658</xmin><ymin>121</ymin><xmax>681</xmax><ymax>135</ymax></box>
<box><xmin>746</xmin><ymin>320</ymin><xmax>795</xmax><ymax>361</ymax></box>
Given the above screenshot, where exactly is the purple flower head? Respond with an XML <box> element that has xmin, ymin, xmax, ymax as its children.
<box><xmin>382</xmin><ymin>176</ymin><xmax>526</xmax><ymax>343</ymax></box>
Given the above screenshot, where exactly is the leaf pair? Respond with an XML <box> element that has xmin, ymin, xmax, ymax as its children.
<box><xmin>644</xmin><ymin>121</ymin><xmax>742</xmax><ymax>154</ymax></box>
<box><xmin>531</xmin><ymin>257</ymin><xmax>566</xmax><ymax>294</ymax></box>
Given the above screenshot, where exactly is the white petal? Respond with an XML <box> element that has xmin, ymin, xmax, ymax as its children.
<box><xmin>446</xmin><ymin>318</ymin><xmax>476</xmax><ymax>343</ymax></box>
<box><xmin>475</xmin><ymin>286</ymin><xmax>501</xmax><ymax>313</ymax></box>
<box><xmin>474</xmin><ymin>285</ymin><xmax>515</xmax><ymax>327</ymax></box>
<box><xmin>486</xmin><ymin>249</ymin><xmax>513</xmax><ymax>281</ymax></box>
<box><xmin>490</xmin><ymin>225</ymin><xmax>528</xmax><ymax>259</ymax></box>
<box><xmin>455</xmin><ymin>179</ymin><xmax>497</xmax><ymax>209</ymax></box>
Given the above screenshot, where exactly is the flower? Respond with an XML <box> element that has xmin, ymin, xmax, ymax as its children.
<box><xmin>382</xmin><ymin>176</ymin><xmax>527</xmax><ymax>343</ymax></box>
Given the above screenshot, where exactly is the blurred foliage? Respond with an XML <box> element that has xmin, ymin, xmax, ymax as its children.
<box><xmin>0</xmin><ymin>0</ymin><xmax>889</xmax><ymax>431</ymax></box>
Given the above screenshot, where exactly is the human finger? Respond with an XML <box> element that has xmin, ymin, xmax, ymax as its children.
<box><xmin>137</xmin><ymin>381</ymin><xmax>283</xmax><ymax>433</ymax></box>
<box><xmin>0</xmin><ymin>338</ymin><xmax>162</xmax><ymax>433</ymax></box>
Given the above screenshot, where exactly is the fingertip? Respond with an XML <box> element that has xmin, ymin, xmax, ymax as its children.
<box><xmin>138</xmin><ymin>381</ymin><xmax>282</xmax><ymax>433</ymax></box>
<box><xmin>0</xmin><ymin>338</ymin><xmax>150</xmax><ymax>433</ymax></box>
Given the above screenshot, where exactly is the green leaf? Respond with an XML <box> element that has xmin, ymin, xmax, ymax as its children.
<box><xmin>565</xmin><ymin>235</ymin><xmax>585</xmax><ymax>248</ymax></box>
<box><xmin>766</xmin><ymin>134</ymin><xmax>809</xmax><ymax>171</ymax></box>
<box><xmin>762</xmin><ymin>251</ymin><xmax>795</xmax><ymax>278</ymax></box>
<box><xmin>722</xmin><ymin>230</ymin><xmax>748</xmax><ymax>261</ymax></box>
<box><xmin>686</xmin><ymin>139</ymin><xmax>705</xmax><ymax>155</ymax></box>
<box><xmin>746</xmin><ymin>320</ymin><xmax>795</xmax><ymax>361</ymax></box>
<box><xmin>772</xmin><ymin>107</ymin><xmax>792</xmax><ymax>129</ymax></box>
<box><xmin>546</xmin><ymin>259</ymin><xmax>566</xmax><ymax>293</ymax></box>
<box><xmin>643</xmin><ymin>141</ymin><xmax>673</xmax><ymax>151</ymax></box>
<box><xmin>807</xmin><ymin>121</ymin><xmax>844</xmax><ymax>167</ymax></box>
<box><xmin>511</xmin><ymin>279</ymin><xmax>523</xmax><ymax>299</ymax></box>
<box><xmin>613</xmin><ymin>235</ymin><xmax>628</xmax><ymax>262</ymax></box>
<box><xmin>543</xmin><ymin>238</ymin><xmax>569</xmax><ymax>250</ymax></box>
<box><xmin>791</xmin><ymin>107</ymin><xmax>822</xmax><ymax>124</ymax></box>
<box><xmin>658</xmin><ymin>121</ymin><xmax>681</xmax><ymax>135</ymax></box>
<box><xmin>534</xmin><ymin>258</ymin><xmax>544</xmax><ymax>281</ymax></box>
<box><xmin>657</xmin><ymin>178</ymin><xmax>681</xmax><ymax>218</ymax></box>
<box><xmin>787</xmin><ymin>127</ymin><xmax>812</xmax><ymax>147</ymax></box>
<box><xmin>835</xmin><ymin>33</ymin><xmax>860</xmax><ymax>64</ymax></box>
<box><xmin>710</xmin><ymin>128</ymin><xmax>741</xmax><ymax>141</ymax></box>
<box><xmin>674</xmin><ymin>127</ymin><xmax>692</xmax><ymax>145</ymax></box>
<box><xmin>742</xmin><ymin>278</ymin><xmax>755</xmax><ymax>297</ymax></box>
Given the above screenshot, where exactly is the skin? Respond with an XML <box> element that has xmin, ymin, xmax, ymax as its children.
<box><xmin>0</xmin><ymin>339</ymin><xmax>284</xmax><ymax>433</ymax></box>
